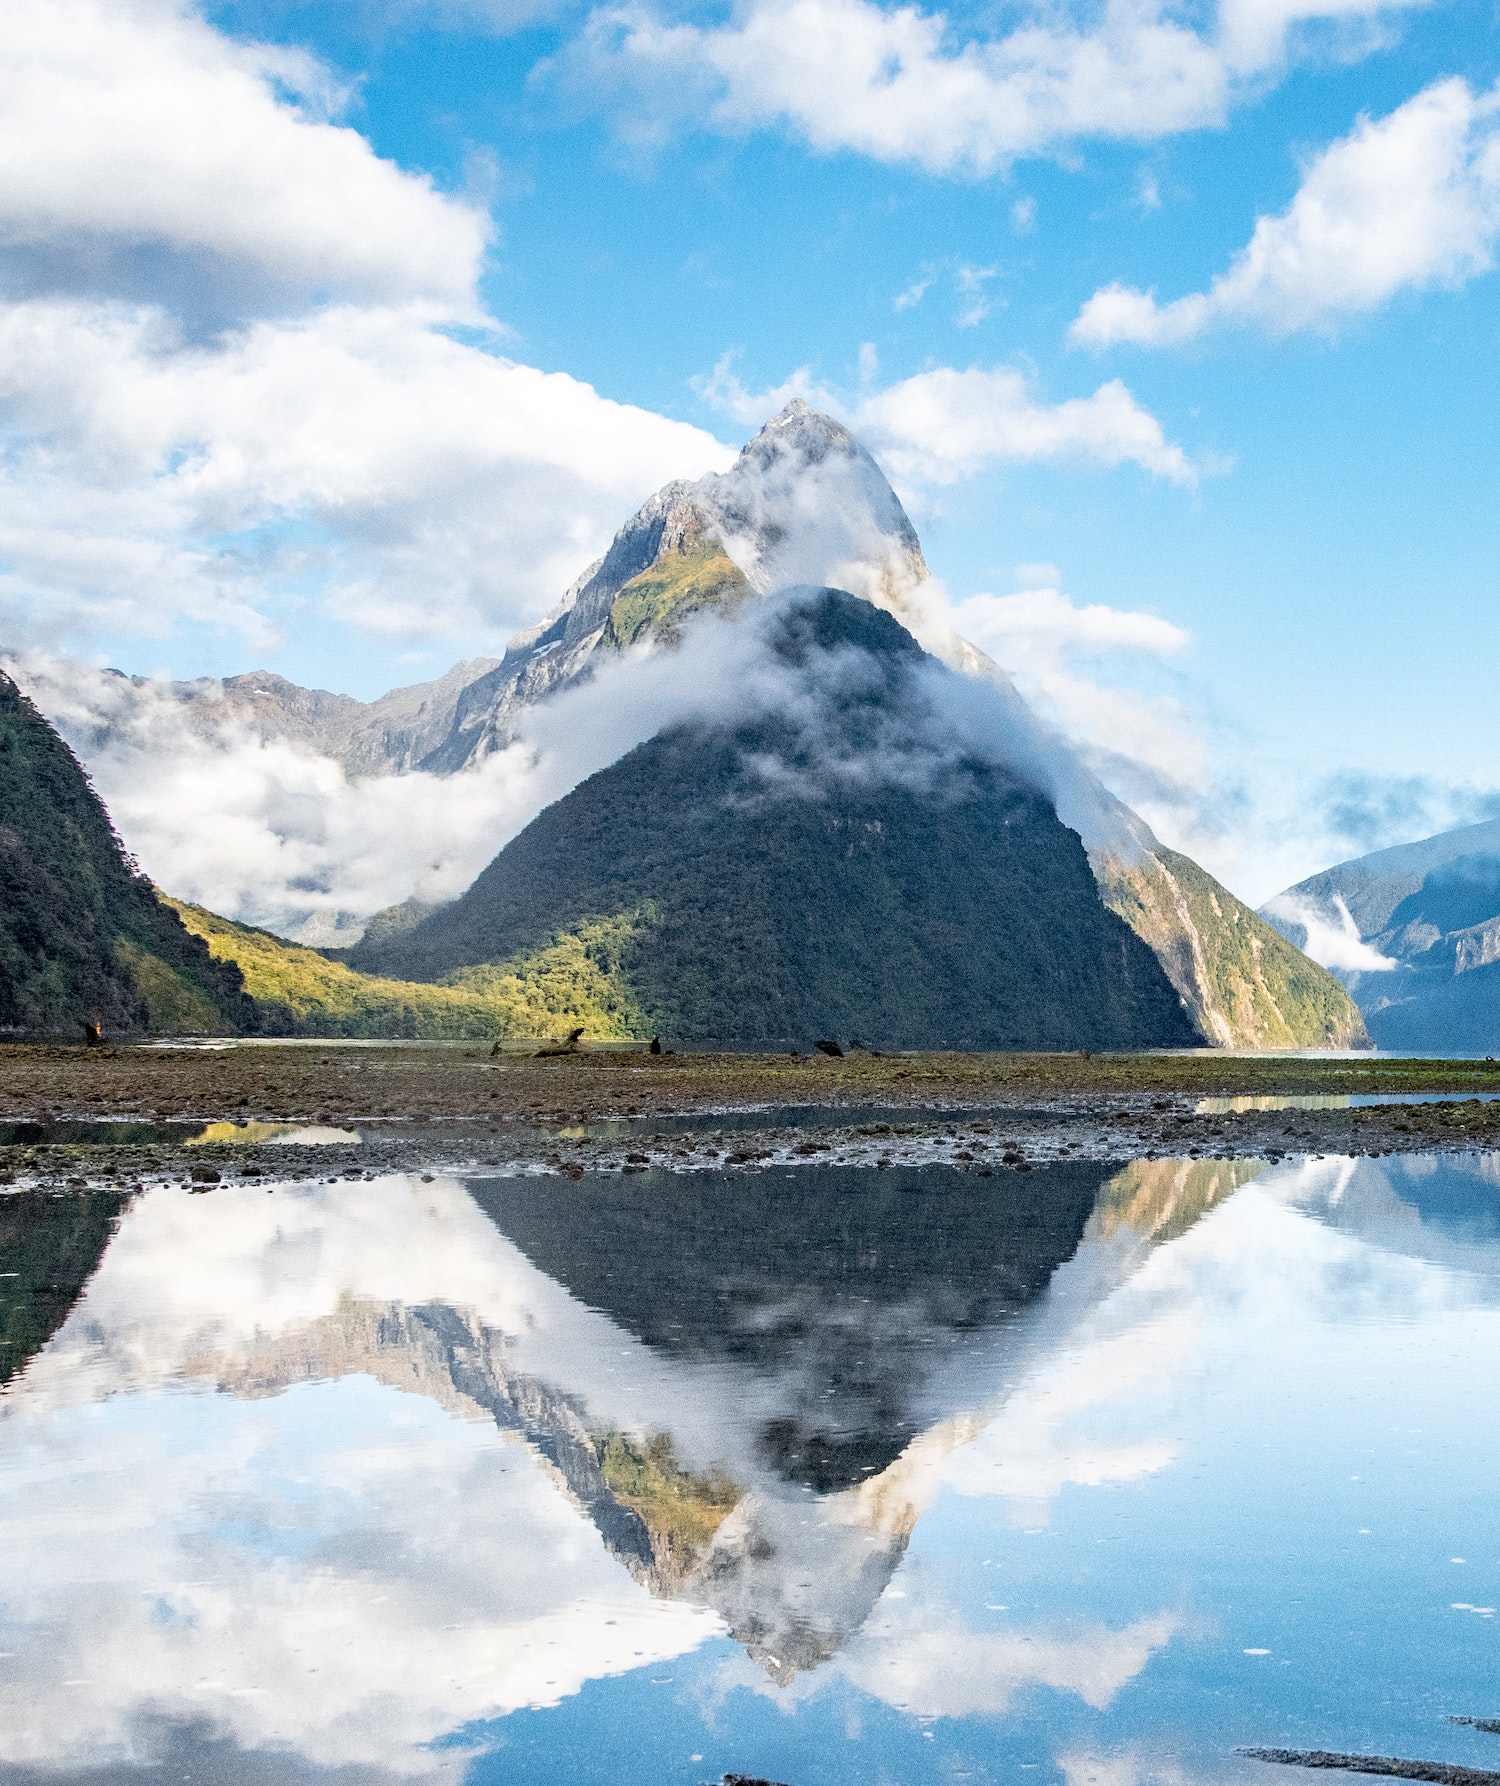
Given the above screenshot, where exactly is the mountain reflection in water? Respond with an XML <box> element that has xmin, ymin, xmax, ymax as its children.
<box><xmin>3</xmin><ymin>1153</ymin><xmax>1500</xmax><ymax>1785</ymax></box>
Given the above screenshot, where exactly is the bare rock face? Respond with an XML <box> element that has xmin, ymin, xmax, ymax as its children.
<box><xmin>222</xmin><ymin>657</ymin><xmax>505</xmax><ymax>777</ymax></box>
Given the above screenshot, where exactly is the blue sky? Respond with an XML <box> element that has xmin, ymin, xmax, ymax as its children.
<box><xmin>3</xmin><ymin>0</ymin><xmax>1500</xmax><ymax>904</ymax></box>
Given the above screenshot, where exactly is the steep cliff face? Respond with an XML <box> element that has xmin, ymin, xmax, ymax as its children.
<box><xmin>1099</xmin><ymin>845</ymin><xmax>1369</xmax><ymax>1050</ymax></box>
<box><xmin>0</xmin><ymin>673</ymin><xmax>254</xmax><ymax>1037</ymax></box>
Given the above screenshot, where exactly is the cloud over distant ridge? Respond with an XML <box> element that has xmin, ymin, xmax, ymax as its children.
<box><xmin>1072</xmin><ymin>77</ymin><xmax>1500</xmax><ymax>346</ymax></box>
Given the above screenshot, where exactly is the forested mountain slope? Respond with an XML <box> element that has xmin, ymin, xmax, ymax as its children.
<box><xmin>0</xmin><ymin>673</ymin><xmax>253</xmax><ymax>1037</ymax></box>
<box><xmin>356</xmin><ymin>593</ymin><xmax>1200</xmax><ymax>1050</ymax></box>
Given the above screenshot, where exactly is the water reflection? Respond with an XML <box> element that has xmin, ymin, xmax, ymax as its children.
<box><xmin>2</xmin><ymin>1154</ymin><xmax>1500</xmax><ymax>1784</ymax></box>
<box><xmin>186</xmin><ymin>1120</ymin><xmax>362</xmax><ymax>1147</ymax></box>
<box><xmin>1196</xmin><ymin>1091</ymin><xmax>1500</xmax><ymax>1113</ymax></box>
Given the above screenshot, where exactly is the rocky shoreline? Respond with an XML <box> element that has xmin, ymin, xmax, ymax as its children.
<box><xmin>1</xmin><ymin>1041</ymin><xmax>1499</xmax><ymax>1191</ymax></box>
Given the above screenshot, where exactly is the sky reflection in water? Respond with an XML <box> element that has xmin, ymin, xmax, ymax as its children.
<box><xmin>1</xmin><ymin>1153</ymin><xmax>1499</xmax><ymax>1784</ymax></box>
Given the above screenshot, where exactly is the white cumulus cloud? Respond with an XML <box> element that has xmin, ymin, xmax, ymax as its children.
<box><xmin>0</xmin><ymin>297</ymin><xmax>733</xmax><ymax>652</ymax></box>
<box><xmin>551</xmin><ymin>0</ymin><xmax>1430</xmax><ymax>174</ymax></box>
<box><xmin>0</xmin><ymin>0</ymin><xmax>737</xmax><ymax>659</ymax></box>
<box><xmin>1072</xmin><ymin>76</ymin><xmax>1500</xmax><ymax>346</ymax></box>
<box><xmin>0</xmin><ymin>0</ymin><xmax>488</xmax><ymax>313</ymax></box>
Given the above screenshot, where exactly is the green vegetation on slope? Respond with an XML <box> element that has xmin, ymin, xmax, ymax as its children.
<box><xmin>601</xmin><ymin>538</ymin><xmax>750</xmax><ymax>651</ymax></box>
<box><xmin>171</xmin><ymin>900</ymin><xmax>652</xmax><ymax>1039</ymax></box>
<box><xmin>1097</xmin><ymin>845</ymin><xmax>1368</xmax><ymax>1050</ymax></box>
<box><xmin>357</xmin><ymin>593</ymin><xmax>1200</xmax><ymax>1051</ymax></box>
<box><xmin>0</xmin><ymin>672</ymin><xmax>253</xmax><ymax>1037</ymax></box>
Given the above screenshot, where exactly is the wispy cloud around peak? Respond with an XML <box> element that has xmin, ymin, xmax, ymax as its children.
<box><xmin>697</xmin><ymin>354</ymin><xmax>1199</xmax><ymax>487</ymax></box>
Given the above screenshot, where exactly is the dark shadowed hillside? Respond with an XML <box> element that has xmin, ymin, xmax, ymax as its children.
<box><xmin>0</xmin><ymin>672</ymin><xmax>255</xmax><ymax>1036</ymax></box>
<box><xmin>355</xmin><ymin>593</ymin><xmax>1200</xmax><ymax>1050</ymax></box>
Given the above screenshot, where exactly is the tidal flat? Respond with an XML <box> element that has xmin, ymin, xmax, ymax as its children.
<box><xmin>2</xmin><ymin>1041</ymin><xmax>1500</xmax><ymax>1190</ymax></box>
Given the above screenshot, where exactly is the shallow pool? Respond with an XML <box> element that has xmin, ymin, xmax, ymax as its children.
<box><xmin>1195</xmin><ymin>1090</ymin><xmax>1500</xmax><ymax>1114</ymax></box>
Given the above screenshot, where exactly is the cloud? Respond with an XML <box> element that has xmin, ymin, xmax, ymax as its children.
<box><xmin>954</xmin><ymin>262</ymin><xmax>999</xmax><ymax>327</ymax></box>
<box><xmin>841</xmin><ymin>1593</ymin><xmax>1179</xmax><ymax>1718</ymax></box>
<box><xmin>1259</xmin><ymin>891</ymin><xmax>1397</xmax><ymax>971</ymax></box>
<box><xmin>893</xmin><ymin>277</ymin><xmax>931</xmax><ymax>311</ymax></box>
<box><xmin>699</xmin><ymin>355</ymin><xmax>1197</xmax><ymax>487</ymax></box>
<box><xmin>856</xmin><ymin>367</ymin><xmax>1197</xmax><ymax>486</ymax></box>
<box><xmin>9</xmin><ymin>654</ymin><xmax>555</xmax><ymax>934</ymax></box>
<box><xmin>0</xmin><ymin>297</ymin><xmax>734</xmax><ymax>653</ymax></box>
<box><xmin>0</xmin><ymin>0</ymin><xmax>736</xmax><ymax>662</ymax></box>
<box><xmin>0</xmin><ymin>0</ymin><xmax>488</xmax><ymax>315</ymax></box>
<box><xmin>946</xmin><ymin>578</ymin><xmax>1211</xmax><ymax>866</ymax></box>
<box><xmin>549</xmin><ymin>0</ymin><xmax>1428</xmax><ymax>175</ymax></box>
<box><xmin>1072</xmin><ymin>76</ymin><xmax>1500</xmax><ymax>346</ymax></box>
<box><xmin>953</xmin><ymin>587</ymin><xmax>1190</xmax><ymax>659</ymax></box>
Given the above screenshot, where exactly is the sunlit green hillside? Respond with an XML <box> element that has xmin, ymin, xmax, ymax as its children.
<box><xmin>169</xmin><ymin>900</ymin><xmax>652</xmax><ymax>1040</ymax></box>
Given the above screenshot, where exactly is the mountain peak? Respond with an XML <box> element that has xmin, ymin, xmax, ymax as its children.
<box><xmin>739</xmin><ymin>398</ymin><xmax>861</xmax><ymax>470</ymax></box>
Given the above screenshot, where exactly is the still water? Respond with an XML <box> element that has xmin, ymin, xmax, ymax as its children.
<box><xmin>2</xmin><ymin>1153</ymin><xmax>1499</xmax><ymax>1784</ymax></box>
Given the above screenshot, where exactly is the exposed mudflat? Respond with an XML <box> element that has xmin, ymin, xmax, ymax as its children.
<box><xmin>3</xmin><ymin>1041</ymin><xmax>1500</xmax><ymax>1189</ymax></box>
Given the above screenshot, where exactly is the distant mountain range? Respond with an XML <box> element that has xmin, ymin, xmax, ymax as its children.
<box><xmin>1264</xmin><ymin>819</ymin><xmax>1500</xmax><ymax>1051</ymax></box>
<box><xmin>5</xmin><ymin>403</ymin><xmax>1366</xmax><ymax>1048</ymax></box>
